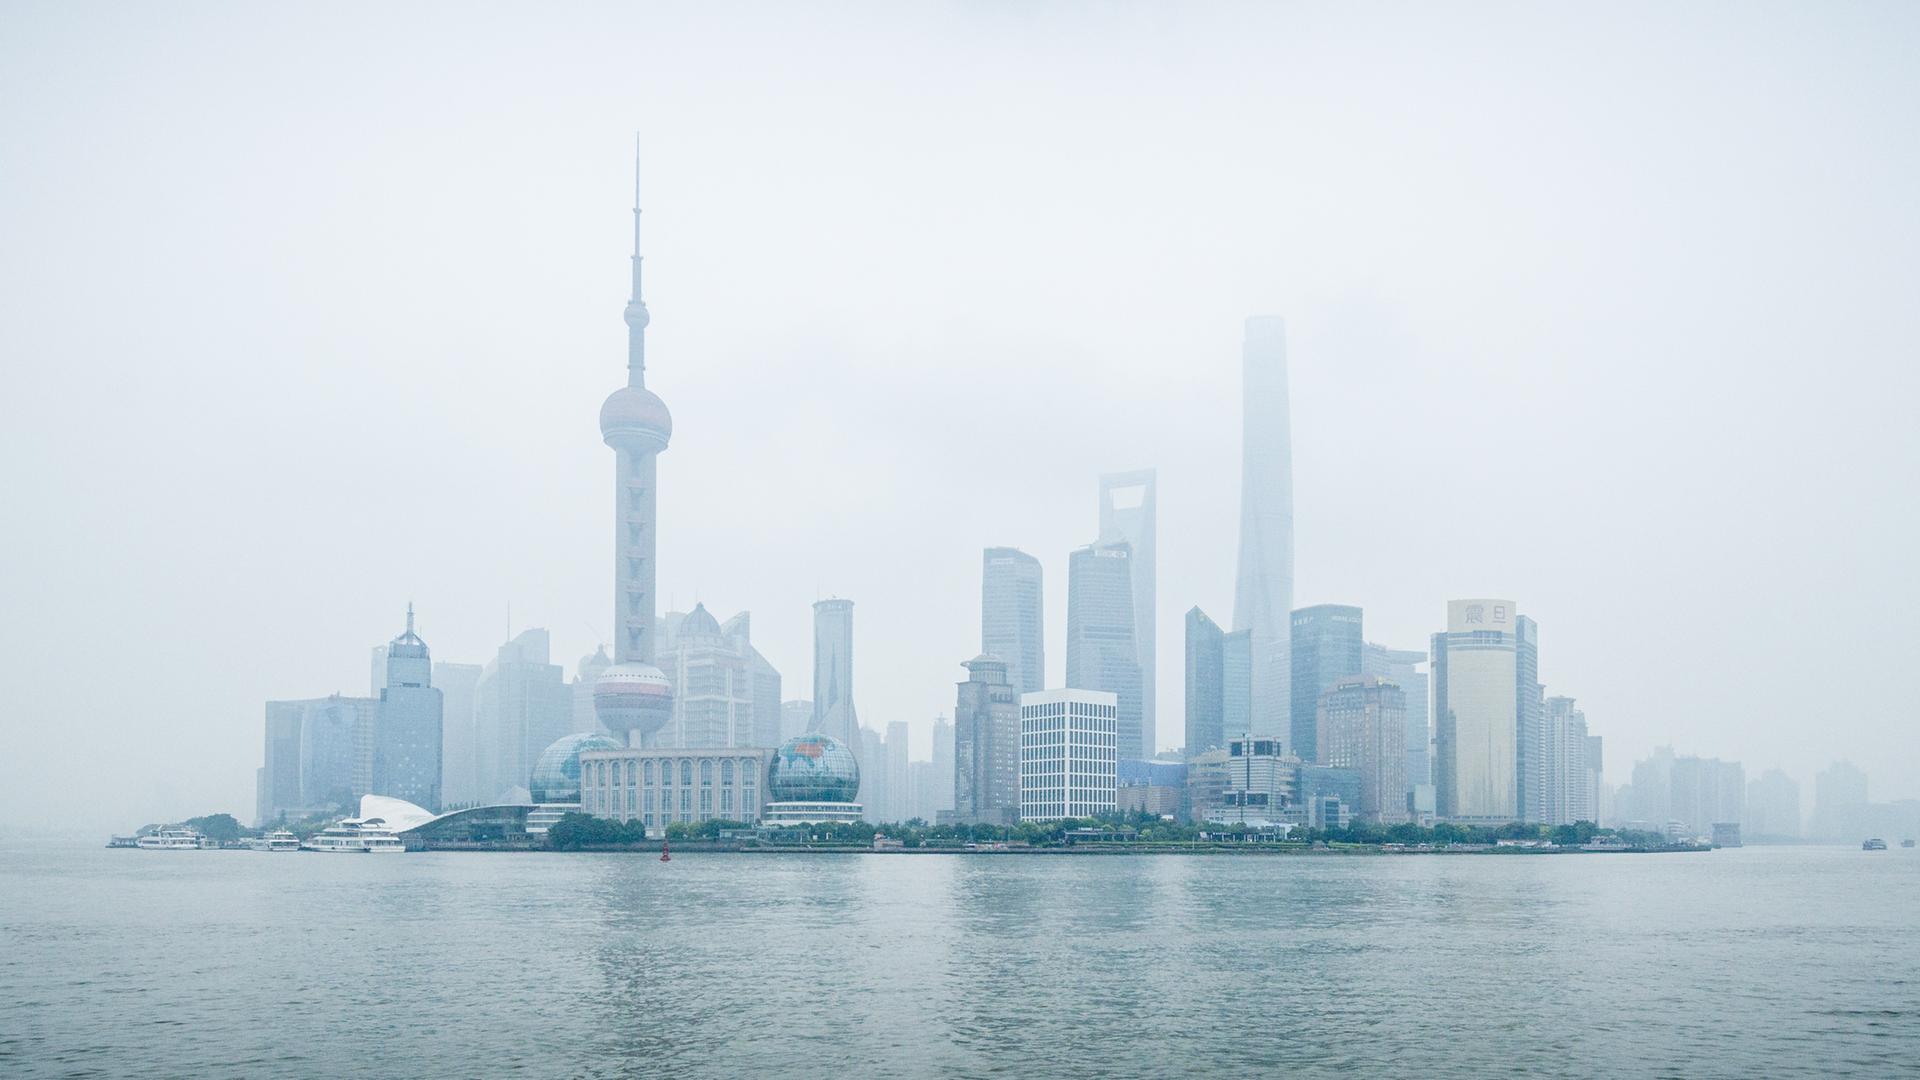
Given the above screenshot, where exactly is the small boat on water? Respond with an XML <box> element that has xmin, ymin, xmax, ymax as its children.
<box><xmin>1903</xmin><ymin>839</ymin><xmax>1915</xmax><ymax>849</ymax></box>
<box><xmin>246</xmin><ymin>830</ymin><xmax>301</xmax><ymax>852</ymax></box>
<box><xmin>106</xmin><ymin>835</ymin><xmax>140</xmax><ymax>849</ymax></box>
<box><xmin>303</xmin><ymin>820</ymin><xmax>405</xmax><ymax>853</ymax></box>
<box><xmin>136</xmin><ymin>827</ymin><xmax>210</xmax><ymax>850</ymax></box>
<box><xmin>1862</xmin><ymin>838</ymin><xmax>1888</xmax><ymax>851</ymax></box>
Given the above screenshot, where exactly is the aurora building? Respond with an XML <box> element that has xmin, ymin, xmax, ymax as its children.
<box><xmin>1432</xmin><ymin>599</ymin><xmax>1521</xmax><ymax>824</ymax></box>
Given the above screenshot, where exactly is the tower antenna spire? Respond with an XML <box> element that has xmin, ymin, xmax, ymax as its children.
<box><xmin>406</xmin><ymin>600</ymin><xmax>414</xmax><ymax>636</ymax></box>
<box><xmin>624</xmin><ymin>133</ymin><xmax>649</xmax><ymax>386</ymax></box>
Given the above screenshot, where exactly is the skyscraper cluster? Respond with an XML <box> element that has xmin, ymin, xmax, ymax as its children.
<box><xmin>246</xmin><ymin>152</ymin><xmax>1883</xmax><ymax>841</ymax></box>
<box><xmin>257</xmin><ymin>608</ymin><xmax>445</xmax><ymax>824</ymax></box>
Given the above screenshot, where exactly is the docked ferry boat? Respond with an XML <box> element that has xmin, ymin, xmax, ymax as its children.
<box><xmin>303</xmin><ymin>820</ymin><xmax>405</xmax><ymax>853</ymax></box>
<box><xmin>246</xmin><ymin>830</ymin><xmax>301</xmax><ymax>852</ymax></box>
<box><xmin>135</xmin><ymin>827</ymin><xmax>210</xmax><ymax>850</ymax></box>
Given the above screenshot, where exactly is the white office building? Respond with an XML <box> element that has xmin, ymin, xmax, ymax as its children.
<box><xmin>1019</xmin><ymin>689</ymin><xmax>1118</xmax><ymax>822</ymax></box>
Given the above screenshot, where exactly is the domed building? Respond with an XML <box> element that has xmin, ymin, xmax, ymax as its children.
<box><xmin>760</xmin><ymin>734</ymin><xmax>864</xmax><ymax>825</ymax></box>
<box><xmin>527</xmin><ymin>732</ymin><xmax>622</xmax><ymax>832</ymax></box>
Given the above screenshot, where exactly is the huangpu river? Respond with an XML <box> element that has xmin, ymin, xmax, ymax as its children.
<box><xmin>2</xmin><ymin>843</ymin><xmax>1916</xmax><ymax>1078</ymax></box>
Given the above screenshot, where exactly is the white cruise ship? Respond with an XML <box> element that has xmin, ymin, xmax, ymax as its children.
<box><xmin>303</xmin><ymin>820</ymin><xmax>406</xmax><ymax>853</ymax></box>
<box><xmin>246</xmin><ymin>830</ymin><xmax>301</xmax><ymax>852</ymax></box>
<box><xmin>136</xmin><ymin>827</ymin><xmax>209</xmax><ymax>850</ymax></box>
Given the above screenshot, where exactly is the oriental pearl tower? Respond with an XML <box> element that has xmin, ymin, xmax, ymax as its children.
<box><xmin>593</xmin><ymin>146</ymin><xmax>675</xmax><ymax>746</ymax></box>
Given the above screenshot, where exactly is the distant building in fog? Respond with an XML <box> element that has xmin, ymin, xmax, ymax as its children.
<box><xmin>1747</xmin><ymin>768</ymin><xmax>1801</xmax><ymax>839</ymax></box>
<box><xmin>929</xmin><ymin>715</ymin><xmax>954</xmax><ymax>820</ymax></box>
<box><xmin>811</xmin><ymin>599</ymin><xmax>858</xmax><ymax>747</ymax></box>
<box><xmin>257</xmin><ymin>694</ymin><xmax>381</xmax><ymax>825</ymax></box>
<box><xmin>373</xmin><ymin>605</ymin><xmax>443</xmax><ymax>811</ymax></box>
<box><xmin>1118</xmin><ymin>759</ymin><xmax>1186</xmax><ymax>817</ymax></box>
<box><xmin>1670</xmin><ymin>755</ymin><xmax>1744</xmax><ymax>837</ymax></box>
<box><xmin>1544</xmin><ymin>696</ymin><xmax>1593</xmax><ymax>825</ymax></box>
<box><xmin>885</xmin><ymin>720</ymin><xmax>911</xmax><ymax>823</ymax></box>
<box><xmin>1185</xmin><ymin>607</ymin><xmax>1225</xmax><ymax>758</ymax></box>
<box><xmin>261</xmin><ymin>691</ymin><xmax>376</xmax><ymax>818</ymax></box>
<box><xmin>951</xmin><ymin>655</ymin><xmax>1020</xmax><ymax>826</ymax></box>
<box><xmin>781</xmin><ymin>699</ymin><xmax>813</xmax><ymax>741</ymax></box>
<box><xmin>1514</xmin><ymin>616</ymin><xmax>1545</xmax><ymax>825</ymax></box>
<box><xmin>473</xmin><ymin>628</ymin><xmax>571</xmax><ymax>802</ymax></box>
<box><xmin>1810</xmin><ymin>760</ymin><xmax>1870</xmax><ymax>841</ymax></box>
<box><xmin>1363</xmin><ymin>642</ymin><xmax>1429</xmax><ymax>799</ymax></box>
<box><xmin>655</xmin><ymin>604</ymin><xmax>780</xmax><ymax>748</ymax></box>
<box><xmin>433</xmin><ymin>660</ymin><xmax>482</xmax><ymax>807</ymax></box>
<box><xmin>1066</xmin><ymin>541</ymin><xmax>1144</xmax><ymax>761</ymax></box>
<box><xmin>1098</xmin><ymin>469</ymin><xmax>1157</xmax><ymax>753</ymax></box>
<box><xmin>982</xmin><ymin>547</ymin><xmax>1045</xmax><ymax>696</ymax></box>
<box><xmin>1185</xmin><ymin>747</ymin><xmax>1231</xmax><ymax>824</ymax></box>
<box><xmin>1290</xmin><ymin>604</ymin><xmax>1362</xmax><ymax>763</ymax></box>
<box><xmin>855</xmin><ymin>725</ymin><xmax>886</xmax><ymax>823</ymax></box>
<box><xmin>572</xmin><ymin>645</ymin><xmax>612</xmax><ymax>735</ymax></box>
<box><xmin>1621</xmin><ymin>747</ymin><xmax>1742</xmax><ymax>837</ymax></box>
<box><xmin>1232</xmin><ymin>316</ymin><xmax>1294</xmax><ymax>746</ymax></box>
<box><xmin>1317</xmin><ymin>676</ymin><xmax>1408</xmax><ymax>824</ymax></box>
<box><xmin>1297</xmin><ymin>765</ymin><xmax>1361</xmax><ymax>830</ymax></box>
<box><xmin>1222</xmin><ymin>629</ymin><xmax>1253</xmax><ymax>737</ymax></box>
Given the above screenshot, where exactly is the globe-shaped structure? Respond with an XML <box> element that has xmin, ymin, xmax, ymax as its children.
<box><xmin>593</xmin><ymin>662</ymin><xmax>673</xmax><ymax>742</ymax></box>
<box><xmin>767</xmin><ymin>734</ymin><xmax>861</xmax><ymax>804</ymax></box>
<box><xmin>599</xmin><ymin>385</ymin><xmax>672</xmax><ymax>453</ymax></box>
<box><xmin>530</xmin><ymin>732</ymin><xmax>622</xmax><ymax>804</ymax></box>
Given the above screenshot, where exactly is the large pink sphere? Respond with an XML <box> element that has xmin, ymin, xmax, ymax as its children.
<box><xmin>593</xmin><ymin>662</ymin><xmax>673</xmax><ymax>741</ymax></box>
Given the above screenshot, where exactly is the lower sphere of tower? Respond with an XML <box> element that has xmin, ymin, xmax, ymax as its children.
<box><xmin>594</xmin><ymin>662</ymin><xmax>674</xmax><ymax>741</ymax></box>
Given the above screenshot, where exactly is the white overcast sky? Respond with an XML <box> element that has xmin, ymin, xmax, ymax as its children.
<box><xmin>3</xmin><ymin>1</ymin><xmax>1916</xmax><ymax>833</ymax></box>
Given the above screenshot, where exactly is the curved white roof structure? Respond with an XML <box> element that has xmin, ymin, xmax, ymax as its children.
<box><xmin>357</xmin><ymin>794</ymin><xmax>439</xmax><ymax>834</ymax></box>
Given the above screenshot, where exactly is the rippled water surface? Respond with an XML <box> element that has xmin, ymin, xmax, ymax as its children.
<box><xmin>2</xmin><ymin>843</ymin><xmax>1916</xmax><ymax>1077</ymax></box>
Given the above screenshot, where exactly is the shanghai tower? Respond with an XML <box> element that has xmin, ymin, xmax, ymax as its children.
<box><xmin>592</xmin><ymin>146</ymin><xmax>676</xmax><ymax>747</ymax></box>
<box><xmin>1231</xmin><ymin>316</ymin><xmax>1294</xmax><ymax>745</ymax></box>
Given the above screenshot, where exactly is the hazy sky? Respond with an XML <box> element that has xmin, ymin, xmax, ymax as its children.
<box><xmin>3</xmin><ymin>2</ymin><xmax>1916</xmax><ymax>833</ymax></box>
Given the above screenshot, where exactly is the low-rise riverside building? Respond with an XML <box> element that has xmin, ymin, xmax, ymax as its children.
<box><xmin>1019</xmin><ymin>689</ymin><xmax>1118</xmax><ymax>822</ymax></box>
<box><xmin>579</xmin><ymin>746</ymin><xmax>772</xmax><ymax>832</ymax></box>
<box><xmin>1210</xmin><ymin>733</ymin><xmax>1299</xmax><ymax>826</ymax></box>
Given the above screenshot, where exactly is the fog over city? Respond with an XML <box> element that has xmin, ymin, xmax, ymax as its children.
<box><xmin>2</xmin><ymin>1</ymin><xmax>1916</xmax><ymax>835</ymax></box>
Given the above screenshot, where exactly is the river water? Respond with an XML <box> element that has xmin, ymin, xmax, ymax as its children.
<box><xmin>1</xmin><ymin>842</ymin><xmax>1915</xmax><ymax>1077</ymax></box>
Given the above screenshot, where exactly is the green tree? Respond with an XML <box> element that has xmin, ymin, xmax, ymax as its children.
<box><xmin>184</xmin><ymin>813</ymin><xmax>246</xmax><ymax>843</ymax></box>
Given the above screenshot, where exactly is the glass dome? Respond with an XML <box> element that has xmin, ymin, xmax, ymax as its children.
<box><xmin>530</xmin><ymin>732</ymin><xmax>622</xmax><ymax>804</ymax></box>
<box><xmin>767</xmin><ymin>734</ymin><xmax>860</xmax><ymax>803</ymax></box>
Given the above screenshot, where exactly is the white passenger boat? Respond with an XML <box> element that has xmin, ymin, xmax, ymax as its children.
<box><xmin>302</xmin><ymin>820</ymin><xmax>406</xmax><ymax>853</ymax></box>
<box><xmin>135</xmin><ymin>827</ymin><xmax>207</xmax><ymax>850</ymax></box>
<box><xmin>246</xmin><ymin>830</ymin><xmax>301</xmax><ymax>852</ymax></box>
